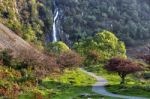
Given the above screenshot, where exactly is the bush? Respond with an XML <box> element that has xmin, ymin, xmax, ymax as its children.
<box><xmin>22</xmin><ymin>24</ymin><xmax>37</xmax><ymax>42</ymax></box>
<box><xmin>143</xmin><ymin>72</ymin><xmax>150</xmax><ymax>79</ymax></box>
<box><xmin>57</xmin><ymin>51</ymin><xmax>83</xmax><ymax>72</ymax></box>
<box><xmin>47</xmin><ymin>41</ymin><xmax>70</xmax><ymax>54</ymax></box>
<box><xmin>0</xmin><ymin>49</ymin><xmax>12</xmax><ymax>66</ymax></box>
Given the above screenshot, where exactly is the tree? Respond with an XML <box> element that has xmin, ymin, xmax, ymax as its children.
<box><xmin>104</xmin><ymin>57</ymin><xmax>143</xmax><ymax>84</ymax></box>
<box><xmin>74</xmin><ymin>31</ymin><xmax>126</xmax><ymax>63</ymax></box>
<box><xmin>57</xmin><ymin>51</ymin><xmax>83</xmax><ymax>72</ymax></box>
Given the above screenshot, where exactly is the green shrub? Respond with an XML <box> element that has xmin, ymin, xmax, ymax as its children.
<box><xmin>0</xmin><ymin>49</ymin><xmax>12</xmax><ymax>66</ymax></box>
<box><xmin>47</xmin><ymin>41</ymin><xmax>70</xmax><ymax>54</ymax></box>
<box><xmin>10</xmin><ymin>59</ymin><xmax>29</xmax><ymax>70</ymax></box>
<box><xmin>143</xmin><ymin>72</ymin><xmax>150</xmax><ymax>79</ymax></box>
<box><xmin>22</xmin><ymin>24</ymin><xmax>37</xmax><ymax>42</ymax></box>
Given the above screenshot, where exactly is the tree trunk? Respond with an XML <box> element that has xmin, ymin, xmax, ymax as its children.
<box><xmin>120</xmin><ymin>74</ymin><xmax>126</xmax><ymax>84</ymax></box>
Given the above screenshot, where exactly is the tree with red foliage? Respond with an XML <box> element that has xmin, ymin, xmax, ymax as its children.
<box><xmin>18</xmin><ymin>49</ymin><xmax>60</xmax><ymax>85</ymax></box>
<box><xmin>104</xmin><ymin>57</ymin><xmax>143</xmax><ymax>84</ymax></box>
<box><xmin>57</xmin><ymin>51</ymin><xmax>83</xmax><ymax>72</ymax></box>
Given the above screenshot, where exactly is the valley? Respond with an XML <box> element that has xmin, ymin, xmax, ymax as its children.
<box><xmin>0</xmin><ymin>0</ymin><xmax>150</xmax><ymax>99</ymax></box>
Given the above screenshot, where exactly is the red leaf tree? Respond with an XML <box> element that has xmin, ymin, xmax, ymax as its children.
<box><xmin>104</xmin><ymin>57</ymin><xmax>143</xmax><ymax>84</ymax></box>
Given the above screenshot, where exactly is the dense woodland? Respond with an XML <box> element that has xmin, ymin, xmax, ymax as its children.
<box><xmin>57</xmin><ymin>0</ymin><xmax>150</xmax><ymax>46</ymax></box>
<box><xmin>0</xmin><ymin>0</ymin><xmax>150</xmax><ymax>46</ymax></box>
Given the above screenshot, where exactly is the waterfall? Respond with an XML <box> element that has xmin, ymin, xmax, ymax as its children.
<box><xmin>52</xmin><ymin>9</ymin><xmax>59</xmax><ymax>42</ymax></box>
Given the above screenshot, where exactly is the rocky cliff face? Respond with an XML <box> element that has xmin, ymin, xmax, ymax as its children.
<box><xmin>0</xmin><ymin>0</ymin><xmax>150</xmax><ymax>46</ymax></box>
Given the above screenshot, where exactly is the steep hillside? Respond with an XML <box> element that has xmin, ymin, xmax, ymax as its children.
<box><xmin>0</xmin><ymin>24</ymin><xmax>31</xmax><ymax>51</ymax></box>
<box><xmin>0</xmin><ymin>0</ymin><xmax>150</xmax><ymax>46</ymax></box>
<box><xmin>56</xmin><ymin>0</ymin><xmax>150</xmax><ymax>46</ymax></box>
<box><xmin>0</xmin><ymin>0</ymin><xmax>53</xmax><ymax>44</ymax></box>
<box><xmin>0</xmin><ymin>23</ymin><xmax>46</xmax><ymax>61</ymax></box>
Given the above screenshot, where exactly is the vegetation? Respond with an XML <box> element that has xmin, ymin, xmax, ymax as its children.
<box><xmin>57</xmin><ymin>51</ymin><xmax>84</xmax><ymax>71</ymax></box>
<box><xmin>0</xmin><ymin>49</ymin><xmax>12</xmax><ymax>66</ymax></box>
<box><xmin>40</xmin><ymin>69</ymin><xmax>96</xmax><ymax>99</ymax></box>
<box><xmin>0</xmin><ymin>65</ymin><xmax>97</xmax><ymax>99</ymax></box>
<box><xmin>57</xmin><ymin>0</ymin><xmax>150</xmax><ymax>46</ymax></box>
<box><xmin>85</xmin><ymin>64</ymin><xmax>150</xmax><ymax>98</ymax></box>
<box><xmin>74</xmin><ymin>31</ymin><xmax>126</xmax><ymax>65</ymax></box>
<box><xmin>76</xmin><ymin>32</ymin><xmax>149</xmax><ymax>98</ymax></box>
<box><xmin>0</xmin><ymin>0</ymin><xmax>53</xmax><ymax>46</ymax></box>
<box><xmin>0</xmin><ymin>45</ymin><xmax>86</xmax><ymax>98</ymax></box>
<box><xmin>0</xmin><ymin>0</ymin><xmax>150</xmax><ymax>46</ymax></box>
<box><xmin>104</xmin><ymin>57</ymin><xmax>144</xmax><ymax>84</ymax></box>
<box><xmin>46</xmin><ymin>41</ymin><xmax>70</xmax><ymax>54</ymax></box>
<box><xmin>0</xmin><ymin>0</ymin><xmax>150</xmax><ymax>98</ymax></box>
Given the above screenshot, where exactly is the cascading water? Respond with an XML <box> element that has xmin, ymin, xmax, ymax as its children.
<box><xmin>52</xmin><ymin>9</ymin><xmax>59</xmax><ymax>42</ymax></box>
<box><xmin>48</xmin><ymin>1</ymin><xmax>70</xmax><ymax>44</ymax></box>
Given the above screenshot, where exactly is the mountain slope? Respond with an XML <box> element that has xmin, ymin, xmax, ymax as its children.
<box><xmin>0</xmin><ymin>0</ymin><xmax>53</xmax><ymax>43</ymax></box>
<box><xmin>57</xmin><ymin>0</ymin><xmax>150</xmax><ymax>46</ymax></box>
<box><xmin>0</xmin><ymin>24</ymin><xmax>31</xmax><ymax>51</ymax></box>
<box><xmin>0</xmin><ymin>0</ymin><xmax>149</xmax><ymax>46</ymax></box>
<box><xmin>0</xmin><ymin>23</ymin><xmax>45</xmax><ymax>61</ymax></box>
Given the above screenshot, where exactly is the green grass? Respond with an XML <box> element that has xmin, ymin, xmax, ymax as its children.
<box><xmin>1</xmin><ymin>64</ymin><xmax>149</xmax><ymax>99</ymax></box>
<box><xmin>0</xmin><ymin>65</ymin><xmax>117</xmax><ymax>99</ymax></box>
<box><xmin>19</xmin><ymin>68</ymin><xmax>106</xmax><ymax>99</ymax></box>
<box><xmin>85</xmin><ymin>64</ymin><xmax>150</xmax><ymax>98</ymax></box>
<box><xmin>19</xmin><ymin>68</ymin><xmax>119</xmax><ymax>99</ymax></box>
<box><xmin>42</xmin><ymin>69</ymin><xmax>97</xmax><ymax>99</ymax></box>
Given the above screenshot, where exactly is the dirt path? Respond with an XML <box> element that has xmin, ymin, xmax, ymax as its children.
<box><xmin>80</xmin><ymin>69</ymin><xmax>148</xmax><ymax>99</ymax></box>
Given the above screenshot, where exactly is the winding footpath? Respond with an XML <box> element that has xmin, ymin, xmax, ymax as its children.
<box><xmin>80</xmin><ymin>69</ymin><xmax>148</xmax><ymax>99</ymax></box>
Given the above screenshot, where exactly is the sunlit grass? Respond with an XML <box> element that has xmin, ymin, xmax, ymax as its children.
<box><xmin>19</xmin><ymin>68</ymin><xmax>100</xmax><ymax>99</ymax></box>
<box><xmin>85</xmin><ymin>64</ymin><xmax>150</xmax><ymax>98</ymax></box>
<box><xmin>42</xmin><ymin>69</ymin><xmax>96</xmax><ymax>98</ymax></box>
